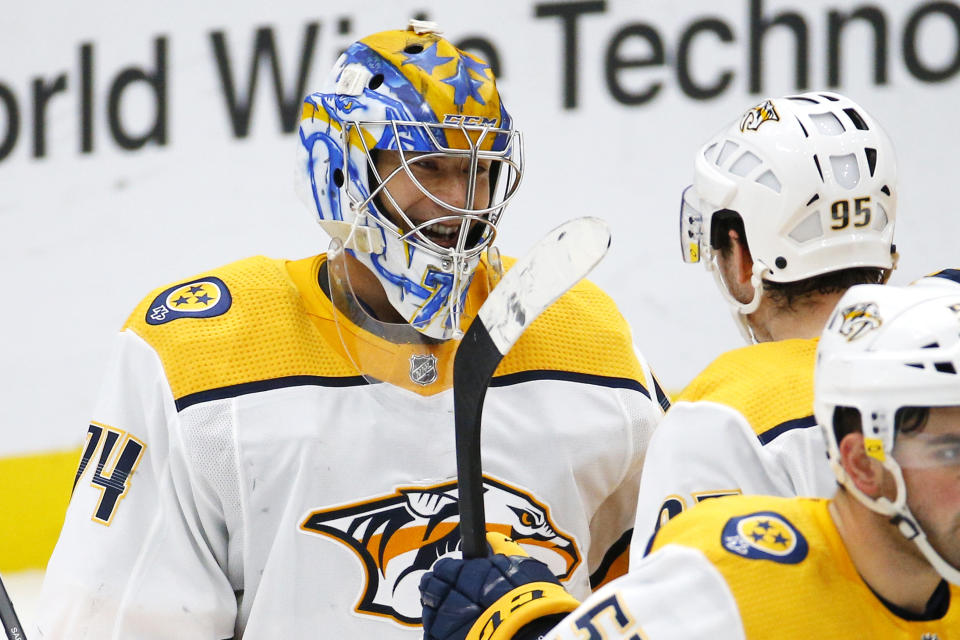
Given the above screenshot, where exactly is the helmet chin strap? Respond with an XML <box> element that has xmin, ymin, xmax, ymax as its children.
<box><xmin>833</xmin><ymin>454</ymin><xmax>960</xmax><ymax>587</ymax></box>
<box><xmin>708</xmin><ymin>258</ymin><xmax>767</xmax><ymax>344</ymax></box>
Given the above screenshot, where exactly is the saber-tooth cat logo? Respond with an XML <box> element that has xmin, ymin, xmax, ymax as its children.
<box><xmin>837</xmin><ymin>301</ymin><xmax>882</xmax><ymax>341</ymax></box>
<box><xmin>300</xmin><ymin>476</ymin><xmax>580</xmax><ymax>626</ymax></box>
<box><xmin>740</xmin><ymin>99</ymin><xmax>779</xmax><ymax>132</ymax></box>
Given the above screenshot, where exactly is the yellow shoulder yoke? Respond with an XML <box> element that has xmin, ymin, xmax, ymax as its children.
<box><xmin>124</xmin><ymin>255</ymin><xmax>357</xmax><ymax>402</ymax></box>
<box><xmin>493</xmin><ymin>257</ymin><xmax>645</xmax><ymax>386</ymax></box>
<box><xmin>676</xmin><ymin>339</ymin><xmax>818</xmax><ymax>437</ymax></box>
<box><xmin>124</xmin><ymin>253</ymin><xmax>647</xmax><ymax>403</ymax></box>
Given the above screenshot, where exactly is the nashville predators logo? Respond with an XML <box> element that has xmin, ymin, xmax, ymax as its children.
<box><xmin>721</xmin><ymin>511</ymin><xmax>808</xmax><ymax>564</ymax></box>
<box><xmin>739</xmin><ymin>99</ymin><xmax>780</xmax><ymax>132</ymax></box>
<box><xmin>300</xmin><ymin>476</ymin><xmax>580</xmax><ymax>626</ymax></box>
<box><xmin>836</xmin><ymin>302</ymin><xmax>882</xmax><ymax>341</ymax></box>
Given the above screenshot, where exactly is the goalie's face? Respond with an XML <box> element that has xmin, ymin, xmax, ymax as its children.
<box><xmin>373</xmin><ymin>150</ymin><xmax>493</xmax><ymax>250</ymax></box>
<box><xmin>896</xmin><ymin>406</ymin><xmax>960</xmax><ymax>573</ymax></box>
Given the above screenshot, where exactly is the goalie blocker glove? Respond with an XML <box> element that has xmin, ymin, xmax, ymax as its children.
<box><xmin>420</xmin><ymin>533</ymin><xmax>580</xmax><ymax>640</ymax></box>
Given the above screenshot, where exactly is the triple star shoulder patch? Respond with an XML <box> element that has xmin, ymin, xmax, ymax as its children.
<box><xmin>721</xmin><ymin>510</ymin><xmax>808</xmax><ymax>564</ymax></box>
<box><xmin>146</xmin><ymin>277</ymin><xmax>232</xmax><ymax>325</ymax></box>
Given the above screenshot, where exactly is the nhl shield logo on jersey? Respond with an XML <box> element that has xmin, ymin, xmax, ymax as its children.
<box><xmin>409</xmin><ymin>354</ymin><xmax>439</xmax><ymax>386</ymax></box>
<box><xmin>300</xmin><ymin>476</ymin><xmax>580</xmax><ymax>626</ymax></box>
<box><xmin>739</xmin><ymin>99</ymin><xmax>779</xmax><ymax>132</ymax></box>
<box><xmin>146</xmin><ymin>277</ymin><xmax>232</xmax><ymax>325</ymax></box>
<box><xmin>836</xmin><ymin>301</ymin><xmax>882</xmax><ymax>341</ymax></box>
<box><xmin>721</xmin><ymin>511</ymin><xmax>808</xmax><ymax>564</ymax></box>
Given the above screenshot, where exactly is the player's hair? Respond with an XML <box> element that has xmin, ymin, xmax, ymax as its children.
<box><xmin>831</xmin><ymin>406</ymin><xmax>930</xmax><ymax>447</ymax></box>
<box><xmin>711</xmin><ymin>209</ymin><xmax>885</xmax><ymax>309</ymax></box>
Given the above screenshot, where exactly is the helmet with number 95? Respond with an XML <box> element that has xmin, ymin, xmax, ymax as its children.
<box><xmin>679</xmin><ymin>92</ymin><xmax>897</xmax><ymax>332</ymax></box>
<box><xmin>295</xmin><ymin>21</ymin><xmax>523</xmax><ymax>340</ymax></box>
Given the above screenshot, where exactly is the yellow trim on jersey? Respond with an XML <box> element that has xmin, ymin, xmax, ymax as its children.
<box><xmin>676</xmin><ymin>339</ymin><xmax>818</xmax><ymax>438</ymax></box>
<box><xmin>288</xmin><ymin>253</ymin><xmax>463</xmax><ymax>395</ymax></box>
<box><xmin>125</xmin><ymin>256</ymin><xmax>360</xmax><ymax>401</ymax></box>
<box><xmin>0</xmin><ymin>448</ymin><xmax>79</xmax><ymax>571</ymax></box>
<box><xmin>125</xmin><ymin>253</ymin><xmax>647</xmax><ymax>403</ymax></box>
<box><xmin>651</xmin><ymin>495</ymin><xmax>960</xmax><ymax>637</ymax></box>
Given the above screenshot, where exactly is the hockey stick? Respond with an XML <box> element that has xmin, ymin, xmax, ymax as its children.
<box><xmin>454</xmin><ymin>217</ymin><xmax>611</xmax><ymax>558</ymax></box>
<box><xmin>0</xmin><ymin>573</ymin><xmax>25</xmax><ymax>640</ymax></box>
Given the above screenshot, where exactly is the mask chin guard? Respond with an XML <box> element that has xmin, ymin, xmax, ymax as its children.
<box><xmin>325</xmin><ymin>237</ymin><xmax>470</xmax><ymax>395</ymax></box>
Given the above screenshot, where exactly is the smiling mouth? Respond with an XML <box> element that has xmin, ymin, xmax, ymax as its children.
<box><xmin>412</xmin><ymin>220</ymin><xmax>464</xmax><ymax>248</ymax></box>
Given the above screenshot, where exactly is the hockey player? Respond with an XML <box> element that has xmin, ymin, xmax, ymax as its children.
<box><xmin>631</xmin><ymin>92</ymin><xmax>899</xmax><ymax>550</ymax></box>
<box><xmin>34</xmin><ymin>22</ymin><xmax>665</xmax><ymax>638</ymax></box>
<box><xmin>418</xmin><ymin>283</ymin><xmax>960</xmax><ymax>639</ymax></box>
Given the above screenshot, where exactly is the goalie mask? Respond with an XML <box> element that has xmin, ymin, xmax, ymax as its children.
<box><xmin>296</xmin><ymin>21</ymin><xmax>523</xmax><ymax>341</ymax></box>
<box><xmin>815</xmin><ymin>284</ymin><xmax>960</xmax><ymax>585</ymax></box>
<box><xmin>679</xmin><ymin>92</ymin><xmax>897</xmax><ymax>341</ymax></box>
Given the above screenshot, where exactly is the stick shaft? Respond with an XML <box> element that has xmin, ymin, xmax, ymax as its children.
<box><xmin>453</xmin><ymin>217</ymin><xmax>611</xmax><ymax>560</ymax></box>
<box><xmin>454</xmin><ymin>320</ymin><xmax>501</xmax><ymax>558</ymax></box>
<box><xmin>0</xmin><ymin>574</ymin><xmax>25</xmax><ymax>640</ymax></box>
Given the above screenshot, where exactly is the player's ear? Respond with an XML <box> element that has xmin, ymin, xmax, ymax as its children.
<box><xmin>729</xmin><ymin>229</ymin><xmax>754</xmax><ymax>285</ymax></box>
<box><xmin>838</xmin><ymin>432</ymin><xmax>884</xmax><ymax>497</ymax></box>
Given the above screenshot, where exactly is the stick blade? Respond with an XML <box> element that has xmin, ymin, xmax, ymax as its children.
<box><xmin>479</xmin><ymin>217</ymin><xmax>611</xmax><ymax>356</ymax></box>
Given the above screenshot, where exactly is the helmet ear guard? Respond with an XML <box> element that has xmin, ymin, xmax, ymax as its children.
<box><xmin>815</xmin><ymin>284</ymin><xmax>960</xmax><ymax>585</ymax></box>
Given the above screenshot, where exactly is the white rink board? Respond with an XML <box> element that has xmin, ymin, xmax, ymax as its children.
<box><xmin>2</xmin><ymin>0</ymin><xmax>959</xmax><ymax>455</ymax></box>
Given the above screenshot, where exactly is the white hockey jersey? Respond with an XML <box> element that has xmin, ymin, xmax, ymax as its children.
<box><xmin>547</xmin><ymin>495</ymin><xmax>960</xmax><ymax>639</ymax></box>
<box><xmin>630</xmin><ymin>339</ymin><xmax>837</xmax><ymax>558</ymax></box>
<box><xmin>35</xmin><ymin>254</ymin><xmax>664</xmax><ymax>639</ymax></box>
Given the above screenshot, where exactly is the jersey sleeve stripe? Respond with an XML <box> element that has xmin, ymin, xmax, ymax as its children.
<box><xmin>756</xmin><ymin>415</ymin><xmax>818</xmax><ymax>446</ymax></box>
<box><xmin>174</xmin><ymin>374</ymin><xmax>367</xmax><ymax>411</ymax></box>
<box><xmin>929</xmin><ymin>268</ymin><xmax>960</xmax><ymax>285</ymax></box>
<box><xmin>490</xmin><ymin>370</ymin><xmax>651</xmax><ymax>398</ymax></box>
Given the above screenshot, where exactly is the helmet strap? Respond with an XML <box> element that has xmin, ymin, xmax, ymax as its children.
<box><xmin>844</xmin><ymin>455</ymin><xmax>960</xmax><ymax>586</ymax></box>
<box><xmin>708</xmin><ymin>257</ymin><xmax>767</xmax><ymax>344</ymax></box>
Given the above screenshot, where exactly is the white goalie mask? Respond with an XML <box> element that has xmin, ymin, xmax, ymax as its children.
<box><xmin>295</xmin><ymin>22</ymin><xmax>522</xmax><ymax>340</ymax></box>
<box><xmin>815</xmin><ymin>284</ymin><xmax>960</xmax><ymax>586</ymax></box>
<box><xmin>679</xmin><ymin>92</ymin><xmax>897</xmax><ymax>341</ymax></box>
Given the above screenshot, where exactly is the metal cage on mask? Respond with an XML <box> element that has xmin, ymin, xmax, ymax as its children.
<box><xmin>331</xmin><ymin>117</ymin><xmax>523</xmax><ymax>340</ymax></box>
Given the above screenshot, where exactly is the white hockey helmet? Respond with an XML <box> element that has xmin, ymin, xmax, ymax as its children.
<box><xmin>680</xmin><ymin>92</ymin><xmax>897</xmax><ymax>337</ymax></box>
<box><xmin>295</xmin><ymin>21</ymin><xmax>522</xmax><ymax>340</ymax></box>
<box><xmin>815</xmin><ymin>283</ymin><xmax>960</xmax><ymax>585</ymax></box>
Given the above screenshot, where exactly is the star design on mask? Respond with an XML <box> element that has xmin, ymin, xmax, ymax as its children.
<box><xmin>460</xmin><ymin>54</ymin><xmax>491</xmax><ymax>80</ymax></box>
<box><xmin>442</xmin><ymin>56</ymin><xmax>487</xmax><ymax>110</ymax></box>
<box><xmin>772</xmin><ymin>532</ymin><xmax>789</xmax><ymax>546</ymax></box>
<box><xmin>400</xmin><ymin>42</ymin><xmax>454</xmax><ymax>75</ymax></box>
<box><xmin>194</xmin><ymin>293</ymin><xmax>213</xmax><ymax>306</ymax></box>
<box><xmin>188</xmin><ymin>285</ymin><xmax>205</xmax><ymax>295</ymax></box>
<box><xmin>750</xmin><ymin>530</ymin><xmax>766</xmax><ymax>542</ymax></box>
<box><xmin>173</xmin><ymin>296</ymin><xmax>190</xmax><ymax>306</ymax></box>
<box><xmin>755</xmin><ymin>520</ymin><xmax>772</xmax><ymax>531</ymax></box>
